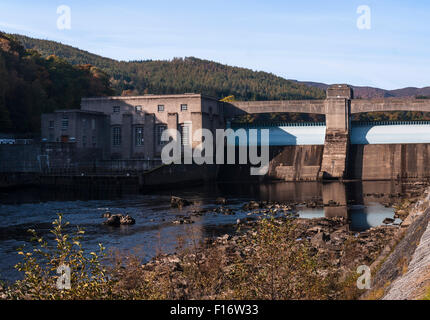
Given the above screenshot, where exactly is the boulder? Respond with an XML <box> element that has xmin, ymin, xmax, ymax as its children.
<box><xmin>242</xmin><ymin>201</ymin><xmax>260</xmax><ymax>210</ymax></box>
<box><xmin>103</xmin><ymin>214</ymin><xmax>122</xmax><ymax>226</ymax></box>
<box><xmin>311</xmin><ymin>231</ymin><xmax>330</xmax><ymax>247</ymax></box>
<box><xmin>120</xmin><ymin>214</ymin><xmax>136</xmax><ymax>225</ymax></box>
<box><xmin>383</xmin><ymin>217</ymin><xmax>395</xmax><ymax>225</ymax></box>
<box><xmin>171</xmin><ymin>196</ymin><xmax>193</xmax><ymax>208</ymax></box>
<box><xmin>103</xmin><ymin>214</ymin><xmax>136</xmax><ymax>226</ymax></box>
<box><xmin>216</xmin><ymin>197</ymin><xmax>227</xmax><ymax>205</ymax></box>
<box><xmin>101</xmin><ymin>212</ymin><xmax>112</xmax><ymax>218</ymax></box>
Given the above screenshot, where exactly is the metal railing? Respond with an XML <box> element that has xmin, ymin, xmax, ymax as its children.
<box><xmin>0</xmin><ymin>159</ymin><xmax>163</xmax><ymax>175</ymax></box>
<box><xmin>230</xmin><ymin>121</ymin><xmax>326</xmax><ymax>128</ymax></box>
<box><xmin>352</xmin><ymin>120</ymin><xmax>430</xmax><ymax>126</ymax></box>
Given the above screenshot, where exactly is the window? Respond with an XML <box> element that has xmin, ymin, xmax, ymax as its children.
<box><xmin>61</xmin><ymin>117</ymin><xmax>69</xmax><ymax>130</ymax></box>
<box><xmin>49</xmin><ymin>120</ymin><xmax>54</xmax><ymax>129</ymax></box>
<box><xmin>181</xmin><ymin>104</ymin><xmax>188</xmax><ymax>111</ymax></box>
<box><xmin>82</xmin><ymin>135</ymin><xmax>87</xmax><ymax>147</ymax></box>
<box><xmin>112</xmin><ymin>127</ymin><xmax>121</xmax><ymax>146</ymax></box>
<box><xmin>91</xmin><ymin>119</ymin><xmax>96</xmax><ymax>130</ymax></box>
<box><xmin>113</xmin><ymin>106</ymin><xmax>120</xmax><ymax>113</ymax></box>
<box><xmin>157</xmin><ymin>105</ymin><xmax>164</xmax><ymax>112</ymax></box>
<box><xmin>135</xmin><ymin>127</ymin><xmax>144</xmax><ymax>146</ymax></box>
<box><xmin>157</xmin><ymin>124</ymin><xmax>167</xmax><ymax>145</ymax></box>
<box><xmin>135</xmin><ymin>105</ymin><xmax>142</xmax><ymax>112</ymax></box>
<box><xmin>49</xmin><ymin>133</ymin><xmax>54</xmax><ymax>142</ymax></box>
<box><xmin>92</xmin><ymin>136</ymin><xmax>96</xmax><ymax>147</ymax></box>
<box><xmin>180</xmin><ymin>124</ymin><xmax>190</xmax><ymax>146</ymax></box>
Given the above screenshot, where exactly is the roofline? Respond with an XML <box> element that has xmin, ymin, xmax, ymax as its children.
<box><xmin>81</xmin><ymin>93</ymin><xmax>220</xmax><ymax>102</ymax></box>
<box><xmin>51</xmin><ymin>109</ymin><xmax>106</xmax><ymax>115</ymax></box>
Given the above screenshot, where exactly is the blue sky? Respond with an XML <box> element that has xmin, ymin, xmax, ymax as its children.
<box><xmin>0</xmin><ymin>0</ymin><xmax>429</xmax><ymax>90</ymax></box>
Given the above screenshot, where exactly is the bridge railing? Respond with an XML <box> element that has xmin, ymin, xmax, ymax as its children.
<box><xmin>230</xmin><ymin>121</ymin><xmax>326</xmax><ymax>128</ymax></box>
<box><xmin>352</xmin><ymin>120</ymin><xmax>430</xmax><ymax>126</ymax></box>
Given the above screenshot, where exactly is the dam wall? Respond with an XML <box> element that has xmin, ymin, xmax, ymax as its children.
<box><xmin>217</xmin><ymin>144</ymin><xmax>430</xmax><ymax>182</ymax></box>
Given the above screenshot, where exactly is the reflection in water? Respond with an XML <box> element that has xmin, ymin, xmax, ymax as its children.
<box><xmin>255</xmin><ymin>180</ymin><xmax>403</xmax><ymax>231</ymax></box>
<box><xmin>0</xmin><ymin>180</ymin><xmax>407</xmax><ymax>282</ymax></box>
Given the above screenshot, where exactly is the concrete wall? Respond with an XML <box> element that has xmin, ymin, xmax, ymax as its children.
<box><xmin>349</xmin><ymin>144</ymin><xmax>430</xmax><ymax>180</ymax></box>
<box><xmin>217</xmin><ymin>145</ymin><xmax>324</xmax><ymax>182</ymax></box>
<box><xmin>217</xmin><ymin>143</ymin><xmax>430</xmax><ymax>182</ymax></box>
<box><xmin>41</xmin><ymin>110</ymin><xmax>110</xmax><ymax>158</ymax></box>
<box><xmin>80</xmin><ymin>94</ymin><xmax>224</xmax><ymax>159</ymax></box>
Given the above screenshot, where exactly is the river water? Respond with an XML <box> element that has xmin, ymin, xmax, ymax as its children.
<box><xmin>0</xmin><ymin>180</ymin><xmax>405</xmax><ymax>282</ymax></box>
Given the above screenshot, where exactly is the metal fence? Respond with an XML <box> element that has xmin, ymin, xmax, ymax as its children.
<box><xmin>0</xmin><ymin>159</ymin><xmax>163</xmax><ymax>175</ymax></box>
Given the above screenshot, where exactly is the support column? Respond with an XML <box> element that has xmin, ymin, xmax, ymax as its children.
<box><xmin>167</xmin><ymin>113</ymin><xmax>178</xmax><ymax>132</ymax></box>
<box><xmin>319</xmin><ymin>84</ymin><xmax>352</xmax><ymax>180</ymax></box>
<box><xmin>121</xmin><ymin>113</ymin><xmax>133</xmax><ymax>159</ymax></box>
<box><xmin>144</xmin><ymin>113</ymin><xmax>155</xmax><ymax>159</ymax></box>
<box><xmin>191</xmin><ymin>111</ymin><xmax>203</xmax><ymax>149</ymax></box>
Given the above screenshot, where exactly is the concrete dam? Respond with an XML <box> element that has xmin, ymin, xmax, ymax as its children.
<box><xmin>220</xmin><ymin>84</ymin><xmax>430</xmax><ymax>182</ymax></box>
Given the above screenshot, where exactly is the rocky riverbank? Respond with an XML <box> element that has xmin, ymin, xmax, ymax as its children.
<box><xmin>142</xmin><ymin>213</ymin><xmax>399</xmax><ymax>299</ymax></box>
<box><xmin>2</xmin><ymin>180</ymin><xmax>429</xmax><ymax>300</ymax></box>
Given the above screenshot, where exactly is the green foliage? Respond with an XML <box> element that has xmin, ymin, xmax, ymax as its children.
<box><xmin>11</xmin><ymin>33</ymin><xmax>326</xmax><ymax>101</ymax></box>
<box><xmin>0</xmin><ymin>32</ymin><xmax>113</xmax><ymax>134</ymax></box>
<box><xmin>7</xmin><ymin>214</ymin><xmax>112</xmax><ymax>299</ymax></box>
<box><xmin>351</xmin><ymin>111</ymin><xmax>430</xmax><ymax>122</ymax></box>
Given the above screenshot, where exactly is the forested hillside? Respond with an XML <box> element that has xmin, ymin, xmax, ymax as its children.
<box><xmin>0</xmin><ymin>33</ymin><xmax>112</xmax><ymax>134</ymax></box>
<box><xmin>12</xmin><ymin>33</ymin><xmax>325</xmax><ymax>101</ymax></box>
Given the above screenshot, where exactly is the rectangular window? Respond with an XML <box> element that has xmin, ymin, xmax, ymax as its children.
<box><xmin>135</xmin><ymin>105</ymin><xmax>142</xmax><ymax>112</ymax></box>
<box><xmin>180</xmin><ymin>104</ymin><xmax>188</xmax><ymax>111</ymax></box>
<box><xmin>157</xmin><ymin>124</ymin><xmax>167</xmax><ymax>145</ymax></box>
<box><xmin>181</xmin><ymin>124</ymin><xmax>190</xmax><ymax>146</ymax></box>
<box><xmin>82</xmin><ymin>135</ymin><xmax>87</xmax><ymax>147</ymax></box>
<box><xmin>92</xmin><ymin>136</ymin><xmax>96</xmax><ymax>147</ymax></box>
<box><xmin>113</xmin><ymin>106</ymin><xmax>120</xmax><ymax>113</ymax></box>
<box><xmin>112</xmin><ymin>127</ymin><xmax>121</xmax><ymax>146</ymax></box>
<box><xmin>157</xmin><ymin>105</ymin><xmax>164</xmax><ymax>112</ymax></box>
<box><xmin>49</xmin><ymin>133</ymin><xmax>54</xmax><ymax>142</ymax></box>
<box><xmin>49</xmin><ymin>120</ymin><xmax>54</xmax><ymax>129</ymax></box>
<box><xmin>91</xmin><ymin>119</ymin><xmax>96</xmax><ymax>130</ymax></box>
<box><xmin>61</xmin><ymin>117</ymin><xmax>69</xmax><ymax>130</ymax></box>
<box><xmin>135</xmin><ymin>127</ymin><xmax>144</xmax><ymax>146</ymax></box>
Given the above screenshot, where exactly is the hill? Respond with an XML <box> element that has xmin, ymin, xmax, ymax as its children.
<box><xmin>11</xmin><ymin>33</ymin><xmax>325</xmax><ymax>101</ymax></box>
<box><xmin>297</xmin><ymin>81</ymin><xmax>430</xmax><ymax>99</ymax></box>
<box><xmin>0</xmin><ymin>32</ymin><xmax>112</xmax><ymax>134</ymax></box>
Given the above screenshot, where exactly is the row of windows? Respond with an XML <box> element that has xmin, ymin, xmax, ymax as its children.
<box><xmin>49</xmin><ymin>118</ymin><xmax>96</xmax><ymax>131</ymax></box>
<box><xmin>112</xmin><ymin>104</ymin><xmax>188</xmax><ymax>114</ymax></box>
<box><xmin>111</xmin><ymin>124</ymin><xmax>193</xmax><ymax>147</ymax></box>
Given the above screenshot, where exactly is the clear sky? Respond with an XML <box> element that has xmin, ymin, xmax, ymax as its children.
<box><xmin>0</xmin><ymin>0</ymin><xmax>429</xmax><ymax>90</ymax></box>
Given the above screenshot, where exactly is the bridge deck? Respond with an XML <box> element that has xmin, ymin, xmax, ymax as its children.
<box><xmin>228</xmin><ymin>122</ymin><xmax>430</xmax><ymax>146</ymax></box>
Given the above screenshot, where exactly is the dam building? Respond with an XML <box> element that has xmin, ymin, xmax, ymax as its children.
<box><xmin>41</xmin><ymin>85</ymin><xmax>430</xmax><ymax>181</ymax></box>
<box><xmin>42</xmin><ymin>94</ymin><xmax>225</xmax><ymax>160</ymax></box>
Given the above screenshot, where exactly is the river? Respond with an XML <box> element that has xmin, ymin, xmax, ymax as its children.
<box><xmin>0</xmin><ymin>180</ymin><xmax>406</xmax><ymax>282</ymax></box>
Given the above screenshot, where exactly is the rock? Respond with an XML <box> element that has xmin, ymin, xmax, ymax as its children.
<box><xmin>103</xmin><ymin>214</ymin><xmax>135</xmax><ymax>226</ymax></box>
<box><xmin>383</xmin><ymin>218</ymin><xmax>395</xmax><ymax>224</ymax></box>
<box><xmin>171</xmin><ymin>196</ymin><xmax>193</xmax><ymax>208</ymax></box>
<box><xmin>120</xmin><ymin>214</ymin><xmax>136</xmax><ymax>225</ymax></box>
<box><xmin>172</xmin><ymin>216</ymin><xmax>194</xmax><ymax>224</ymax></box>
<box><xmin>103</xmin><ymin>214</ymin><xmax>122</xmax><ymax>226</ymax></box>
<box><xmin>311</xmin><ymin>231</ymin><xmax>330</xmax><ymax>247</ymax></box>
<box><xmin>216</xmin><ymin>197</ymin><xmax>227</xmax><ymax>205</ymax></box>
<box><xmin>101</xmin><ymin>212</ymin><xmax>112</xmax><ymax>218</ymax></box>
<box><xmin>243</xmin><ymin>201</ymin><xmax>260</xmax><ymax>210</ymax></box>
